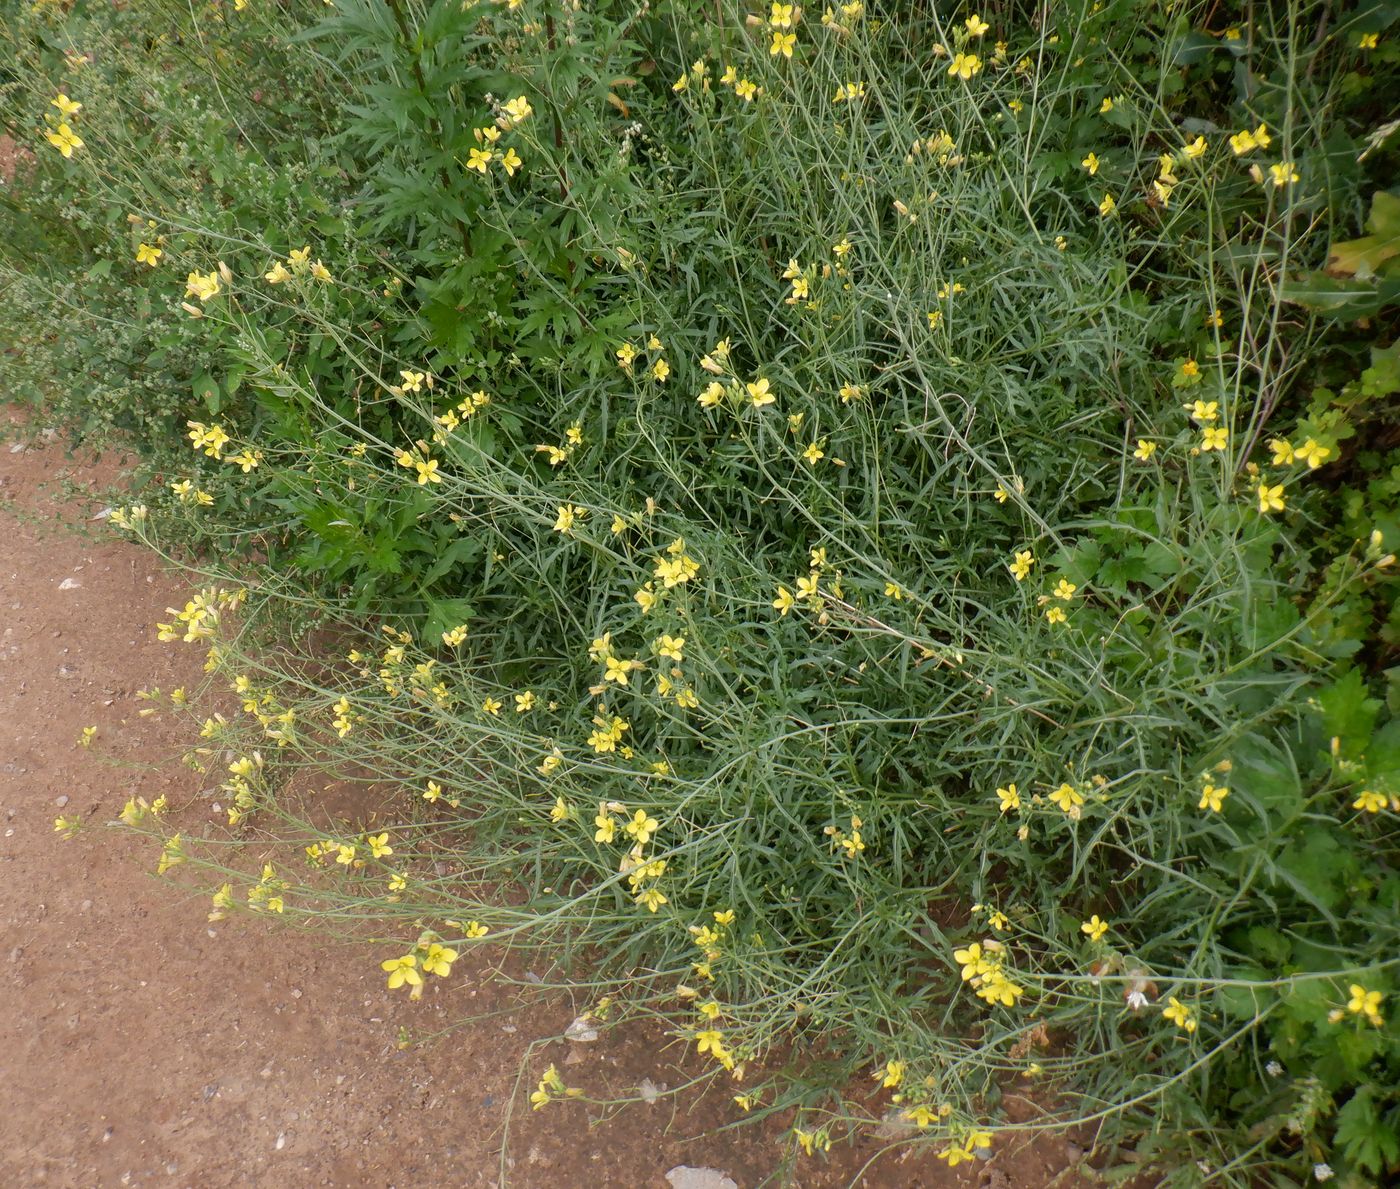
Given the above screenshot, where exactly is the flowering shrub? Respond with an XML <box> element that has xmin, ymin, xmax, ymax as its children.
<box><xmin>7</xmin><ymin>0</ymin><xmax>1400</xmax><ymax>1181</ymax></box>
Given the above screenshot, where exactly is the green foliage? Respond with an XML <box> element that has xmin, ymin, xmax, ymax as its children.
<box><xmin>5</xmin><ymin>0</ymin><xmax>1400</xmax><ymax>1181</ymax></box>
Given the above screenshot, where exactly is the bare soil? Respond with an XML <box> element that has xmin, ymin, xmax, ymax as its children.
<box><xmin>0</xmin><ymin>418</ymin><xmax>1085</xmax><ymax>1188</ymax></box>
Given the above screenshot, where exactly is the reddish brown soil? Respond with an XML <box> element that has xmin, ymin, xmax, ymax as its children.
<box><xmin>0</xmin><ymin>418</ymin><xmax>1086</xmax><ymax>1187</ymax></box>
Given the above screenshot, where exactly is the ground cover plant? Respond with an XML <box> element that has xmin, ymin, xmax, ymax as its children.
<box><xmin>5</xmin><ymin>0</ymin><xmax>1400</xmax><ymax>1182</ymax></box>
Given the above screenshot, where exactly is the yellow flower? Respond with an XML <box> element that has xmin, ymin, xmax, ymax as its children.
<box><xmin>1198</xmin><ymin>782</ymin><xmax>1229</xmax><ymax>812</ymax></box>
<box><xmin>1257</xmin><ymin>483</ymin><xmax>1285</xmax><ymax>514</ymax></box>
<box><xmin>1098</xmin><ymin>193</ymin><xmax>1116</xmax><ymax>216</ymax></box>
<box><xmin>770</xmin><ymin>2</ymin><xmax>795</xmax><ymax>27</ymax></box>
<box><xmin>594</xmin><ymin>810</ymin><xmax>617</xmax><ymax>843</ymax></box>
<box><xmin>735</xmin><ymin>79</ymin><xmax>759</xmax><ymax>102</ymax></box>
<box><xmin>554</xmin><ymin>503</ymin><xmax>585</xmax><ymax>534</ymax></box>
<box><xmin>1186</xmin><ymin>398</ymin><xmax>1217</xmax><ymax>422</ymax></box>
<box><xmin>965</xmin><ymin>13</ymin><xmax>989</xmax><ymax>36</ymax></box>
<box><xmin>1162</xmin><ymin>996</ymin><xmax>1197</xmax><ymax>1033</ymax></box>
<box><xmin>947</xmin><ymin>52</ymin><xmax>982</xmax><ymax>80</ymax></box>
<box><xmin>1081</xmin><ymin>915</ymin><xmax>1109</xmax><ymax>942</ymax></box>
<box><xmin>421</xmin><ymin>943</ymin><xmax>458</xmax><ymax>976</ymax></box>
<box><xmin>636</xmin><ymin>887</ymin><xmax>668</xmax><ymax>912</ymax></box>
<box><xmin>1008</xmin><ymin>550</ymin><xmax>1035</xmax><ymax>581</ymax></box>
<box><xmin>481</xmin><ymin>696</ymin><xmax>502</xmax><ymax>715</ymax></box>
<box><xmin>802</xmin><ymin>441</ymin><xmax>825</xmax><ymax>465</ymax></box>
<box><xmin>1183</xmin><ymin>136</ymin><xmax>1208</xmax><ymax>160</ymax></box>
<box><xmin>424</xmin><ymin>780</ymin><xmax>444</xmax><ymax>802</ymax></box>
<box><xmin>770</xmin><ymin>30</ymin><xmax>796</xmax><ymax>57</ymax></box>
<box><xmin>515</xmin><ymin>690</ymin><xmax>535</xmax><ymax>712</ymax></box>
<box><xmin>1050</xmin><ymin>783</ymin><xmax>1084</xmax><ymax>813</ymax></box>
<box><xmin>502</xmin><ymin>95</ymin><xmax>533</xmax><ymax>125</ymax></box>
<box><xmin>1353</xmin><ymin>789</ymin><xmax>1387</xmax><ymax>814</ymax></box>
<box><xmin>366</xmin><ymin>832</ymin><xmax>393</xmax><ymax>858</ymax></box>
<box><xmin>603</xmin><ymin>654</ymin><xmax>636</xmax><ymax>686</ymax></box>
<box><xmin>652</xmin><ymin>357</ymin><xmax>671</xmax><ymax>382</ymax></box>
<box><xmin>1295</xmin><ymin>438</ymin><xmax>1331</xmax><ymax>469</ymax></box>
<box><xmin>381</xmin><ymin>954</ymin><xmax>422</xmax><ymax>990</ymax></box>
<box><xmin>1053</xmin><ymin>579</ymin><xmax>1077</xmax><ymax>600</ymax></box>
<box><xmin>1133</xmin><ymin>439</ymin><xmax>1157</xmax><ymax>461</ymax></box>
<box><xmin>1045</xmin><ymin>605</ymin><xmax>1067</xmax><ymax>625</ymax></box>
<box><xmin>500</xmin><ymin>147</ymin><xmax>523</xmax><ymax>176</ymax></box>
<box><xmin>185</xmin><ymin>270</ymin><xmax>222</xmax><ymax>302</ymax></box>
<box><xmin>1081</xmin><ymin>152</ymin><xmax>1100</xmax><ymax>175</ymax></box>
<box><xmin>1200</xmin><ymin>426</ymin><xmax>1228</xmax><ymax>452</ymax></box>
<box><xmin>695</xmin><ymin>1028</ymin><xmax>727</xmax><ymax>1057</ymax></box>
<box><xmin>624</xmin><ymin>808</ymin><xmax>660</xmax><ymax>844</ymax></box>
<box><xmin>746</xmin><ymin>377</ymin><xmax>774</xmax><ymax>407</ymax></box>
<box><xmin>46</xmin><ymin>123</ymin><xmax>84</xmax><ymax>157</ymax></box>
<box><xmin>52</xmin><ymin>92</ymin><xmax>83</xmax><ymax>117</ymax></box>
<box><xmin>773</xmin><ymin>586</ymin><xmax>796</xmax><ymax>615</ymax></box>
<box><xmin>1346</xmin><ymin>984</ymin><xmax>1384</xmax><ymax>1025</ymax></box>
<box><xmin>135</xmin><ymin>243</ymin><xmax>163</xmax><ymax>267</ymax></box>
<box><xmin>655</xmin><ymin>634</ymin><xmax>685</xmax><ymax>661</ymax></box>
<box><xmin>697</xmin><ymin>381</ymin><xmax>724</xmax><ymax>408</ymax></box>
<box><xmin>996</xmin><ymin>783</ymin><xmax>1020</xmax><ymax>812</ymax></box>
<box><xmin>264</xmin><ymin>261</ymin><xmax>292</xmax><ymax>284</ymax></box>
<box><xmin>1359</xmin><ymin>32</ymin><xmax>1379</xmax><ymax>49</ymax></box>
<box><xmin>1099</xmin><ymin>96</ymin><xmax>1113</xmax><ymax>113</ymax></box>
<box><xmin>466</xmin><ymin>147</ymin><xmax>493</xmax><ymax>173</ymax></box>
<box><xmin>1268</xmin><ymin>162</ymin><xmax>1299</xmax><ymax>187</ymax></box>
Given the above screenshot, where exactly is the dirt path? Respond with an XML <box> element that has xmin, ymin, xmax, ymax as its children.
<box><xmin>0</xmin><ymin>421</ymin><xmax>1077</xmax><ymax>1188</ymax></box>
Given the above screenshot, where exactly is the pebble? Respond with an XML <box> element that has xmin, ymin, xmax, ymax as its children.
<box><xmin>58</xmin><ymin>577</ymin><xmax>82</xmax><ymax>590</ymax></box>
<box><xmin>55</xmin><ymin>795</ymin><xmax>69</xmax><ymax>808</ymax></box>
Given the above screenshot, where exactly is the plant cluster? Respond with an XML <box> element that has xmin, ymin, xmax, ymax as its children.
<box><xmin>5</xmin><ymin>0</ymin><xmax>1400</xmax><ymax>1182</ymax></box>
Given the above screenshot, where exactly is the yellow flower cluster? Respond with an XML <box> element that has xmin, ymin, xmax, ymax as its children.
<box><xmin>616</xmin><ymin>333</ymin><xmax>671</xmax><ymax>383</ymax></box>
<box><xmin>937</xmin><ymin>1130</ymin><xmax>994</xmax><ymax>1167</ymax></box>
<box><xmin>44</xmin><ymin>91</ymin><xmax>84</xmax><ymax>157</ymax></box>
<box><xmin>688</xmin><ymin>908</ymin><xmax>737</xmax><ymax>983</ymax></box>
<box><xmin>528</xmin><ymin>1063</ymin><xmax>582</xmax><ymax>1109</ymax></box>
<box><xmin>246</xmin><ymin>862</ymin><xmax>287</xmax><ymax>914</ymax></box>
<box><xmin>953</xmin><ymin>939</ymin><xmax>1025</xmax><ymax>1007</ymax></box>
<box><xmin>380</xmin><ymin>933</ymin><xmax>460</xmax><ymax>997</ymax></box>
<box><xmin>465</xmin><ymin>96</ymin><xmax>531</xmax><ymax>175</ymax></box>
<box><xmin>823</xmin><ymin>814</ymin><xmax>866</xmax><ymax>857</ymax></box>
<box><xmin>534</xmin><ymin>422</ymin><xmax>584</xmax><ymax>467</ymax></box>
<box><xmin>263</xmin><ymin>243</ymin><xmax>332</xmax><ymax>284</ymax></box>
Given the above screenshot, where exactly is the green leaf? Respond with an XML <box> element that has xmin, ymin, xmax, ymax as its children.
<box><xmin>1318</xmin><ymin>668</ymin><xmax>1380</xmax><ymax>755</ymax></box>
<box><xmin>1231</xmin><ymin>735</ymin><xmax>1304</xmax><ymax>821</ymax></box>
<box><xmin>1328</xmin><ymin>191</ymin><xmax>1400</xmax><ymax>278</ymax></box>
<box><xmin>192</xmin><ymin>373</ymin><xmax>221</xmax><ymax>415</ymax></box>
<box><xmin>1335</xmin><ymin>1087</ymin><xmax>1400</xmax><ymax>1174</ymax></box>
<box><xmin>423</xmin><ymin>596</ymin><xmax>475</xmax><ymax>644</ymax></box>
<box><xmin>1364</xmin><ymin>720</ymin><xmax>1400</xmax><ymax>796</ymax></box>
